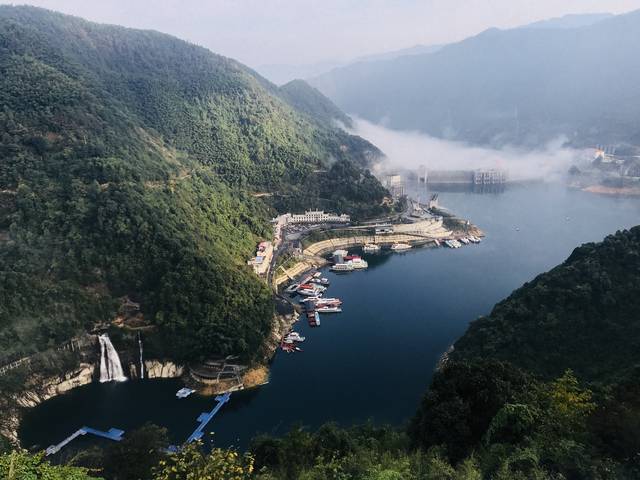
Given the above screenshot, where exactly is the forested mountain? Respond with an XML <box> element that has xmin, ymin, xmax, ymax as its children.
<box><xmin>310</xmin><ymin>9</ymin><xmax>640</xmax><ymax>147</ymax></box>
<box><xmin>0</xmin><ymin>6</ymin><xmax>389</xmax><ymax>363</ymax></box>
<box><xmin>452</xmin><ymin>226</ymin><xmax>640</xmax><ymax>382</ymax></box>
<box><xmin>278</xmin><ymin>79</ymin><xmax>353</xmax><ymax>128</ymax></box>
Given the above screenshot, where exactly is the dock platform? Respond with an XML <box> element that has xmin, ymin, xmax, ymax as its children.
<box><xmin>46</xmin><ymin>427</ymin><xmax>124</xmax><ymax>456</ymax></box>
<box><xmin>186</xmin><ymin>392</ymin><xmax>231</xmax><ymax>443</ymax></box>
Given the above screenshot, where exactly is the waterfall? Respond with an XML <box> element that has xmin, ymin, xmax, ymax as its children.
<box><xmin>98</xmin><ymin>334</ymin><xmax>127</xmax><ymax>383</ymax></box>
<box><xmin>138</xmin><ymin>332</ymin><xmax>144</xmax><ymax>380</ymax></box>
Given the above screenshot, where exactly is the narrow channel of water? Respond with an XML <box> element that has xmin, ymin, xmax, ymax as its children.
<box><xmin>20</xmin><ymin>182</ymin><xmax>640</xmax><ymax>451</ymax></box>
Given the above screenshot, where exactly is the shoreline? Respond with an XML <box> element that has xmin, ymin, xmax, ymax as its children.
<box><xmin>582</xmin><ymin>184</ymin><xmax>640</xmax><ymax>197</ymax></box>
<box><xmin>8</xmin><ymin>210</ymin><xmax>482</xmax><ymax>447</ymax></box>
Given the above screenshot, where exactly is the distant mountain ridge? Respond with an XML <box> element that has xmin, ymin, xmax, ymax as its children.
<box><xmin>310</xmin><ymin>10</ymin><xmax>640</xmax><ymax>148</ymax></box>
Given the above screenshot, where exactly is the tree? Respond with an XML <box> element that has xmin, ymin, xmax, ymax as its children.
<box><xmin>102</xmin><ymin>423</ymin><xmax>169</xmax><ymax>480</ymax></box>
<box><xmin>0</xmin><ymin>450</ymin><xmax>100</xmax><ymax>480</ymax></box>
<box><xmin>153</xmin><ymin>443</ymin><xmax>253</xmax><ymax>480</ymax></box>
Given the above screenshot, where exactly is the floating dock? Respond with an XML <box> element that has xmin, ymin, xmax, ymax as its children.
<box><xmin>46</xmin><ymin>427</ymin><xmax>125</xmax><ymax>456</ymax></box>
<box><xmin>186</xmin><ymin>392</ymin><xmax>231</xmax><ymax>443</ymax></box>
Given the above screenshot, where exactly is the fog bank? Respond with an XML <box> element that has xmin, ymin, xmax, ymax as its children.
<box><xmin>350</xmin><ymin>118</ymin><xmax>584</xmax><ymax>181</ymax></box>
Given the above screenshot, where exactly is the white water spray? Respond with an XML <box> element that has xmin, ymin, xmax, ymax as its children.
<box><xmin>98</xmin><ymin>334</ymin><xmax>127</xmax><ymax>383</ymax></box>
<box><xmin>138</xmin><ymin>332</ymin><xmax>144</xmax><ymax>380</ymax></box>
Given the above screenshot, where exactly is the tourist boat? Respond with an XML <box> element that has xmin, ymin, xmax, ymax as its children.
<box><xmin>331</xmin><ymin>263</ymin><xmax>354</xmax><ymax>272</ymax></box>
<box><xmin>350</xmin><ymin>258</ymin><xmax>368</xmax><ymax>269</ymax></box>
<box><xmin>298</xmin><ymin>288</ymin><xmax>322</xmax><ymax>296</ymax></box>
<box><xmin>176</xmin><ymin>387</ymin><xmax>195</xmax><ymax>399</ymax></box>
<box><xmin>285</xmin><ymin>332</ymin><xmax>305</xmax><ymax>342</ymax></box>
<box><xmin>363</xmin><ymin>243</ymin><xmax>380</xmax><ymax>253</ymax></box>
<box><xmin>300</xmin><ymin>296</ymin><xmax>322</xmax><ymax>303</ymax></box>
<box><xmin>315</xmin><ymin>298</ymin><xmax>342</xmax><ymax>306</ymax></box>
<box><xmin>307</xmin><ymin>311</ymin><xmax>321</xmax><ymax>327</ymax></box>
<box><xmin>390</xmin><ymin>243</ymin><xmax>411</xmax><ymax>251</ymax></box>
<box><xmin>316</xmin><ymin>306</ymin><xmax>342</xmax><ymax>313</ymax></box>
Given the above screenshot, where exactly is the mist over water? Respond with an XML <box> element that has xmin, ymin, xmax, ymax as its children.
<box><xmin>350</xmin><ymin>118</ymin><xmax>585</xmax><ymax>181</ymax></box>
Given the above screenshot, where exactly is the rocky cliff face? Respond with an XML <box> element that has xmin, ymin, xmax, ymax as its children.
<box><xmin>127</xmin><ymin>359</ymin><xmax>184</xmax><ymax>379</ymax></box>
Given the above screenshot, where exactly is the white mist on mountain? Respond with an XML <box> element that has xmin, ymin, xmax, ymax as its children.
<box><xmin>350</xmin><ymin>117</ymin><xmax>584</xmax><ymax>182</ymax></box>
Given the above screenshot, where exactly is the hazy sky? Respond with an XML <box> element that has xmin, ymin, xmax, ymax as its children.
<box><xmin>2</xmin><ymin>0</ymin><xmax>639</xmax><ymax>67</ymax></box>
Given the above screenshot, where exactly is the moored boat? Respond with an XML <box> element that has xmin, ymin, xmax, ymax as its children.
<box><xmin>350</xmin><ymin>258</ymin><xmax>368</xmax><ymax>269</ymax></box>
<box><xmin>331</xmin><ymin>263</ymin><xmax>354</xmax><ymax>272</ymax></box>
<box><xmin>176</xmin><ymin>387</ymin><xmax>195</xmax><ymax>399</ymax></box>
<box><xmin>316</xmin><ymin>306</ymin><xmax>342</xmax><ymax>313</ymax></box>
<box><xmin>363</xmin><ymin>243</ymin><xmax>380</xmax><ymax>253</ymax></box>
<box><xmin>390</xmin><ymin>243</ymin><xmax>411</xmax><ymax>251</ymax></box>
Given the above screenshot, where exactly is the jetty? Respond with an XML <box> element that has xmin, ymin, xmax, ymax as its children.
<box><xmin>186</xmin><ymin>392</ymin><xmax>231</xmax><ymax>443</ymax></box>
<box><xmin>46</xmin><ymin>426</ymin><xmax>124</xmax><ymax>456</ymax></box>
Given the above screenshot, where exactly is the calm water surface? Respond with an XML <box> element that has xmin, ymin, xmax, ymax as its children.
<box><xmin>20</xmin><ymin>183</ymin><xmax>640</xmax><ymax>451</ymax></box>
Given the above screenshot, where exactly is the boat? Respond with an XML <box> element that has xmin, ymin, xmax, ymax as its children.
<box><xmin>315</xmin><ymin>298</ymin><xmax>342</xmax><ymax>306</ymax></box>
<box><xmin>316</xmin><ymin>306</ymin><xmax>342</xmax><ymax>313</ymax></box>
<box><xmin>390</xmin><ymin>243</ymin><xmax>412</xmax><ymax>251</ymax></box>
<box><xmin>298</xmin><ymin>288</ymin><xmax>322</xmax><ymax>296</ymax></box>
<box><xmin>459</xmin><ymin>237</ymin><xmax>470</xmax><ymax>245</ymax></box>
<box><xmin>307</xmin><ymin>311</ymin><xmax>320</xmax><ymax>327</ymax></box>
<box><xmin>176</xmin><ymin>387</ymin><xmax>195</xmax><ymax>399</ymax></box>
<box><xmin>363</xmin><ymin>243</ymin><xmax>380</xmax><ymax>253</ymax></box>
<box><xmin>300</xmin><ymin>296</ymin><xmax>322</xmax><ymax>304</ymax></box>
<box><xmin>434</xmin><ymin>239</ymin><xmax>441</xmax><ymax>247</ymax></box>
<box><xmin>284</xmin><ymin>283</ymin><xmax>299</xmax><ymax>294</ymax></box>
<box><xmin>350</xmin><ymin>258</ymin><xmax>368</xmax><ymax>269</ymax></box>
<box><xmin>331</xmin><ymin>263</ymin><xmax>354</xmax><ymax>272</ymax></box>
<box><xmin>310</xmin><ymin>277</ymin><xmax>330</xmax><ymax>285</ymax></box>
<box><xmin>285</xmin><ymin>332</ymin><xmax>305</xmax><ymax>342</ymax></box>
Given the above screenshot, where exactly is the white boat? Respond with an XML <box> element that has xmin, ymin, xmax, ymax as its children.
<box><xmin>316</xmin><ymin>306</ymin><xmax>342</xmax><ymax>313</ymax></box>
<box><xmin>459</xmin><ymin>237</ymin><xmax>470</xmax><ymax>245</ymax></box>
<box><xmin>176</xmin><ymin>387</ymin><xmax>195</xmax><ymax>399</ymax></box>
<box><xmin>315</xmin><ymin>298</ymin><xmax>342</xmax><ymax>305</ymax></box>
<box><xmin>350</xmin><ymin>258</ymin><xmax>368</xmax><ymax>269</ymax></box>
<box><xmin>434</xmin><ymin>239</ymin><xmax>441</xmax><ymax>247</ymax></box>
<box><xmin>300</xmin><ymin>296</ymin><xmax>322</xmax><ymax>303</ymax></box>
<box><xmin>363</xmin><ymin>243</ymin><xmax>380</xmax><ymax>253</ymax></box>
<box><xmin>298</xmin><ymin>288</ymin><xmax>321</xmax><ymax>296</ymax></box>
<box><xmin>285</xmin><ymin>332</ymin><xmax>305</xmax><ymax>342</ymax></box>
<box><xmin>331</xmin><ymin>263</ymin><xmax>354</xmax><ymax>272</ymax></box>
<box><xmin>284</xmin><ymin>283</ymin><xmax>299</xmax><ymax>293</ymax></box>
<box><xmin>390</xmin><ymin>243</ymin><xmax>412</xmax><ymax>251</ymax></box>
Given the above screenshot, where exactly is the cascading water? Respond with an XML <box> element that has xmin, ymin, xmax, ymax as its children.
<box><xmin>98</xmin><ymin>334</ymin><xmax>127</xmax><ymax>383</ymax></box>
<box><xmin>138</xmin><ymin>332</ymin><xmax>144</xmax><ymax>380</ymax></box>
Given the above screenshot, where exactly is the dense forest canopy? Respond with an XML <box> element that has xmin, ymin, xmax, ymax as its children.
<box><xmin>0</xmin><ymin>5</ymin><xmax>389</xmax><ymax>364</ymax></box>
<box><xmin>451</xmin><ymin>226</ymin><xmax>640</xmax><ymax>382</ymax></box>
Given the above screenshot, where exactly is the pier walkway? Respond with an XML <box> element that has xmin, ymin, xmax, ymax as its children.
<box><xmin>46</xmin><ymin>427</ymin><xmax>125</xmax><ymax>456</ymax></box>
<box><xmin>186</xmin><ymin>392</ymin><xmax>231</xmax><ymax>443</ymax></box>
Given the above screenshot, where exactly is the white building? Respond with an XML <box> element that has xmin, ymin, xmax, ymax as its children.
<box><xmin>282</xmin><ymin>210</ymin><xmax>350</xmax><ymax>224</ymax></box>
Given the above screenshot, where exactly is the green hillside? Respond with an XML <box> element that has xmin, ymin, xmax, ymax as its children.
<box><xmin>0</xmin><ymin>5</ymin><xmax>389</xmax><ymax>363</ymax></box>
<box><xmin>451</xmin><ymin>226</ymin><xmax>640</xmax><ymax>382</ymax></box>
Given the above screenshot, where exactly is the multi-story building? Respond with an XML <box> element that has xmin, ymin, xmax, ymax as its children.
<box><xmin>282</xmin><ymin>210</ymin><xmax>350</xmax><ymax>224</ymax></box>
